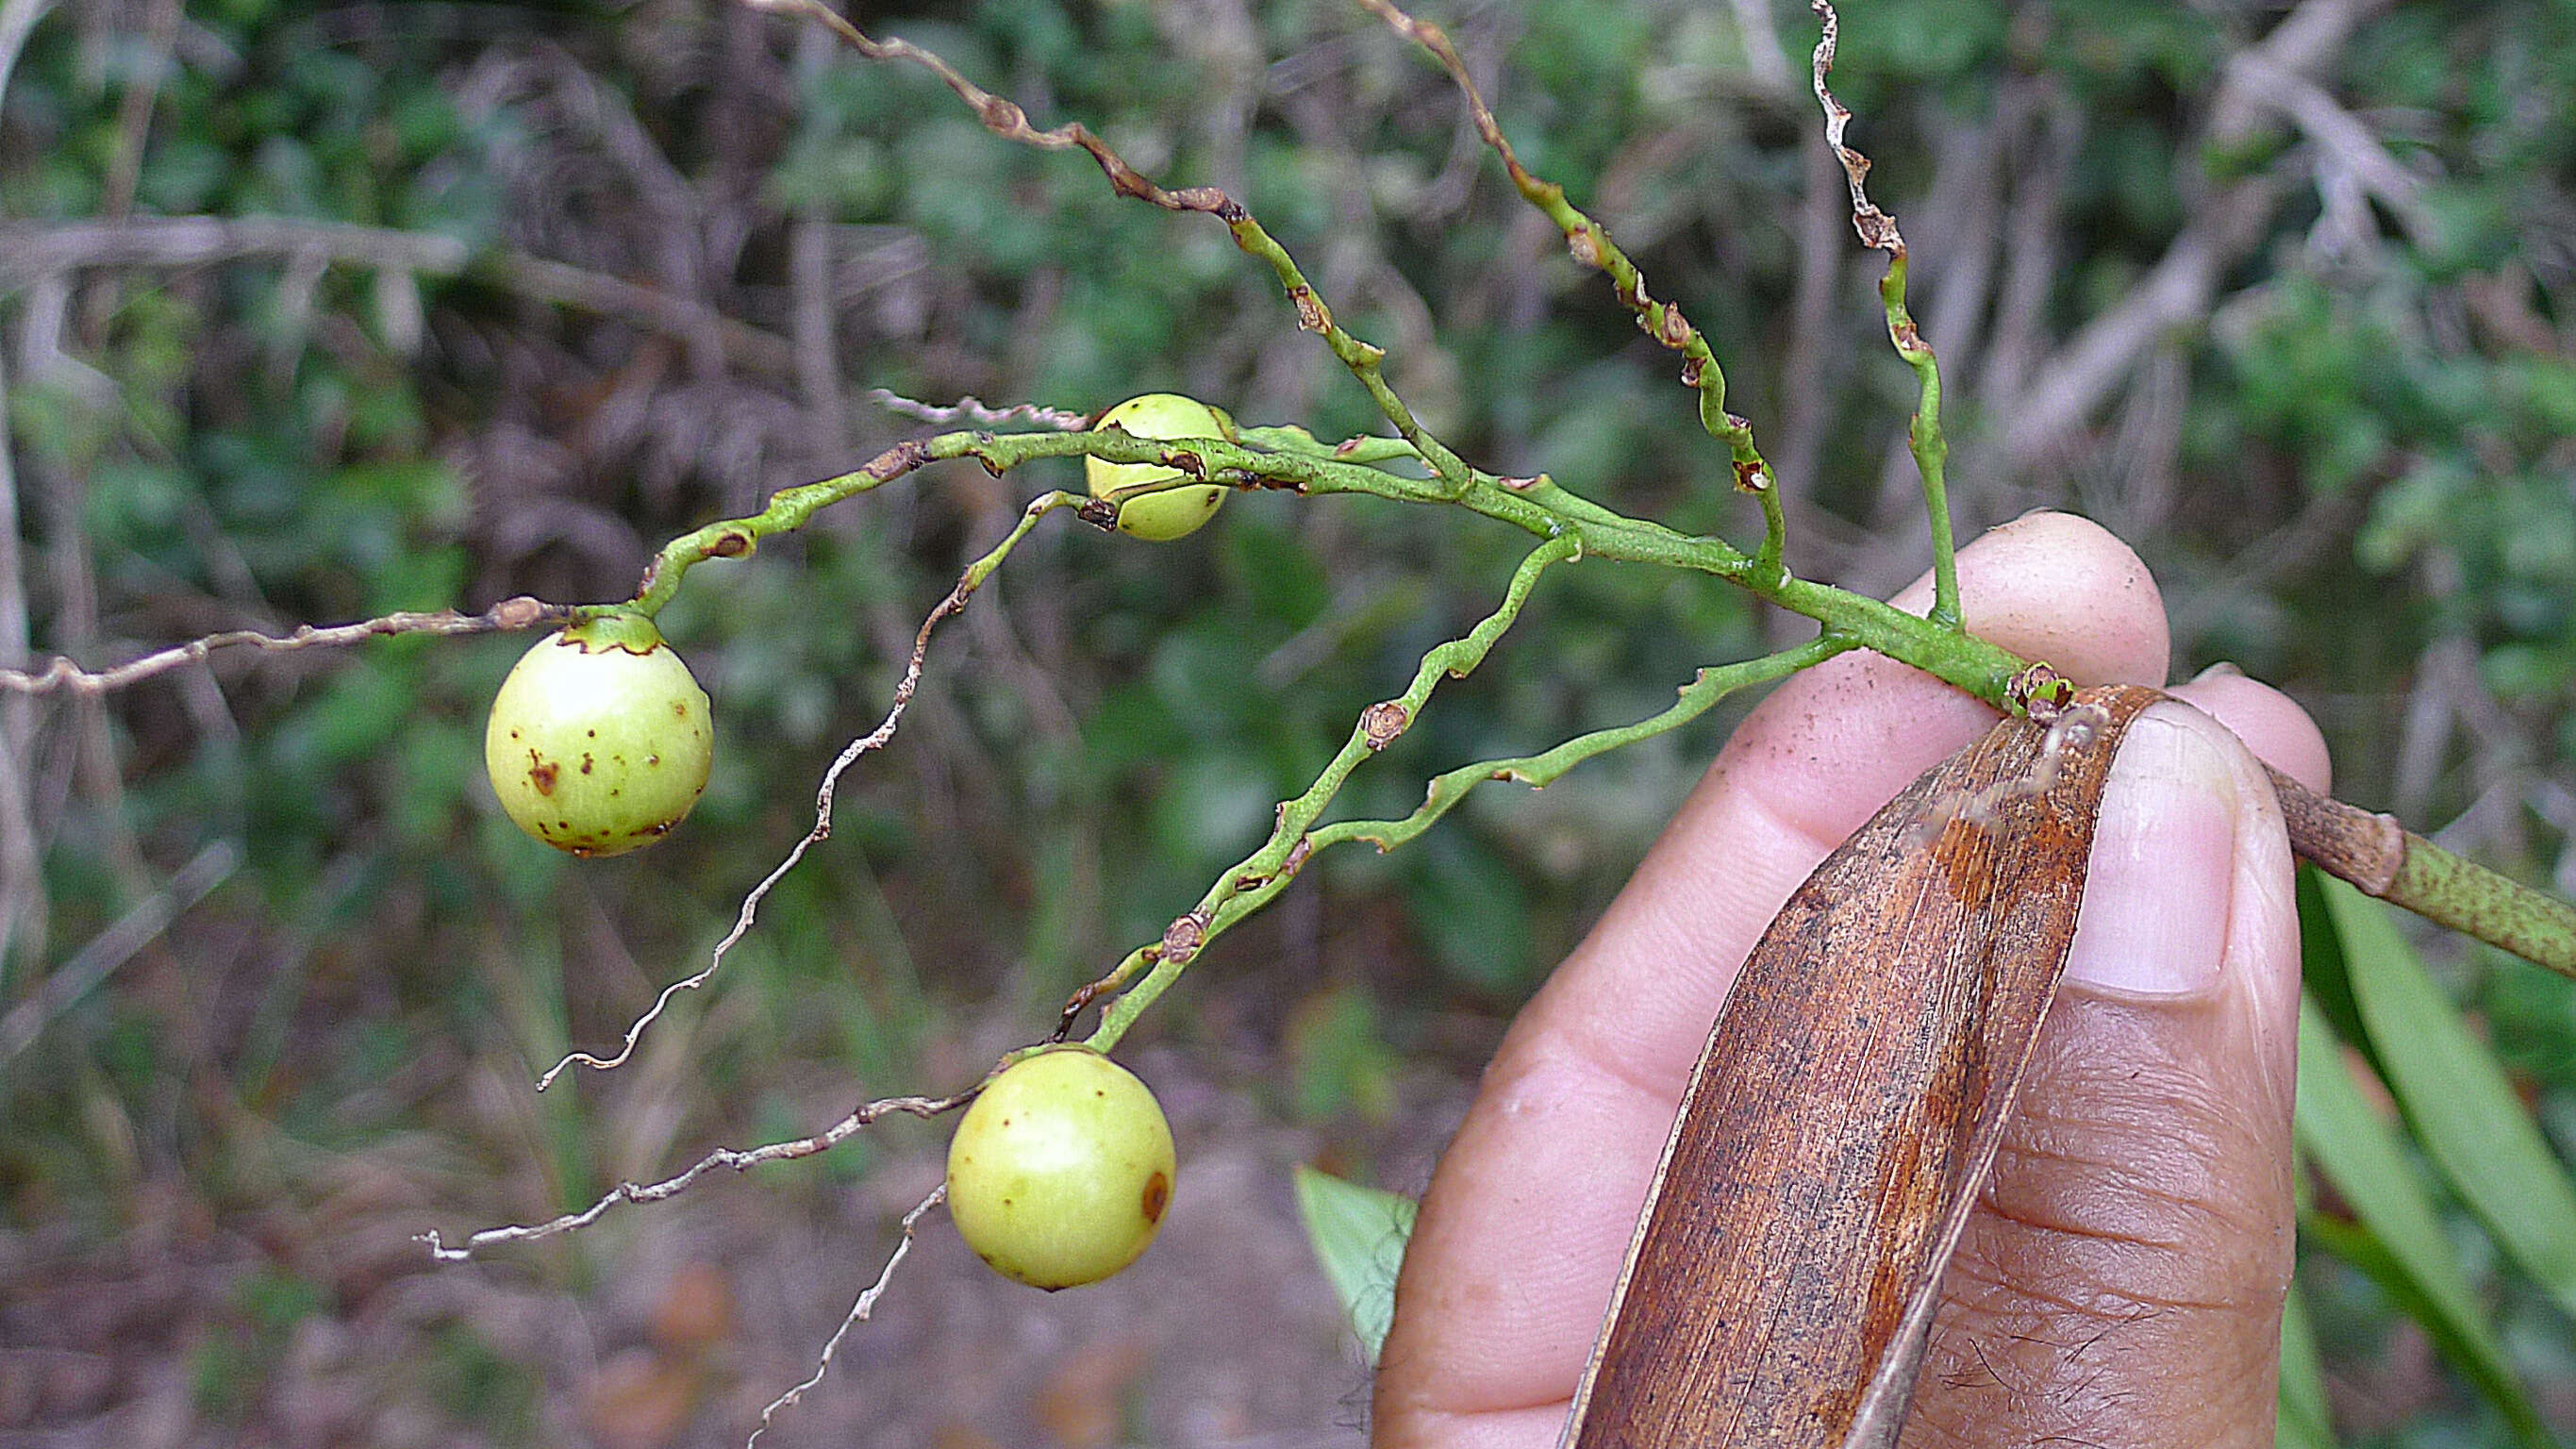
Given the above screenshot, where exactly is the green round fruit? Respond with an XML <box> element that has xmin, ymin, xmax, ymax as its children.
<box><xmin>946</xmin><ymin>1046</ymin><xmax>1178</xmax><ymax>1291</ymax></box>
<box><xmin>1085</xmin><ymin>392</ymin><xmax>1229</xmax><ymax>541</ymax></box>
<box><xmin>483</xmin><ymin>614</ymin><xmax>714</xmax><ymax>858</ymax></box>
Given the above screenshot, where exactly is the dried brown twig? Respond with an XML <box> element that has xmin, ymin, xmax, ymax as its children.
<box><xmin>538</xmin><ymin>491</ymin><xmax>1078</xmax><ymax>1090</ymax></box>
<box><xmin>534</xmin><ymin>584</ymin><xmax>973</xmax><ymax>1088</ymax></box>
<box><xmin>746</xmin><ymin>1183</ymin><xmax>948</xmax><ymax>1448</ymax></box>
<box><xmin>737</xmin><ymin>0</ymin><xmax>1472</xmax><ymax>490</ymax></box>
<box><xmin>0</xmin><ymin>596</ymin><xmax>572</xmax><ymax>697</ymax></box>
<box><xmin>1807</xmin><ymin>0</ymin><xmax>1903</xmax><ymax>256</ymax></box>
<box><xmin>1353</xmin><ymin>0</ymin><xmax>1788</xmax><ymax>558</ymax></box>
<box><xmin>417</xmin><ymin>1091</ymin><xmax>968</xmax><ymax>1258</ymax></box>
<box><xmin>867</xmin><ymin>388</ymin><xmax>1090</xmax><ymax>431</ymax></box>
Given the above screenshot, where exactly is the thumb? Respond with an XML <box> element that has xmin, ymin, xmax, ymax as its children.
<box><xmin>1903</xmin><ymin>700</ymin><xmax>2305</xmax><ymax>1449</ymax></box>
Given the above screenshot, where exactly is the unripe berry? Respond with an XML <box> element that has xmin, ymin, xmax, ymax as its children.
<box><xmin>1085</xmin><ymin>392</ymin><xmax>1230</xmax><ymax>541</ymax></box>
<box><xmin>483</xmin><ymin>614</ymin><xmax>714</xmax><ymax>858</ymax></box>
<box><xmin>946</xmin><ymin>1046</ymin><xmax>1178</xmax><ymax>1290</ymax></box>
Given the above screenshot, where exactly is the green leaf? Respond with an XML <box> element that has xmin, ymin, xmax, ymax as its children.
<box><xmin>2320</xmin><ymin>875</ymin><xmax>2576</xmax><ymax>1323</ymax></box>
<box><xmin>2295</xmin><ymin>997</ymin><xmax>2554</xmax><ymax>1447</ymax></box>
<box><xmin>2277</xmin><ymin>1278</ymin><xmax>2335</xmax><ymax>1449</ymax></box>
<box><xmin>2328</xmin><ymin>866</ymin><xmax>2576</xmax><ymax>1320</ymax></box>
<box><xmin>1291</xmin><ymin>1165</ymin><xmax>1417</xmax><ymax>1363</ymax></box>
<box><xmin>2296</xmin><ymin>867</ymin><xmax>2368</xmax><ymax>1064</ymax></box>
<box><xmin>2301</xmin><ymin>1213</ymin><xmax>2553</xmax><ymax>1448</ymax></box>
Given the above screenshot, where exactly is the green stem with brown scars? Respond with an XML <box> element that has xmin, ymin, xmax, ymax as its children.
<box><xmin>696</xmin><ymin>0</ymin><xmax>2575</xmax><ymax>1038</ymax></box>
<box><xmin>623</xmin><ymin>416</ymin><xmax>2575</xmax><ymax>985</ymax></box>
<box><xmin>2269</xmin><ymin>766</ymin><xmax>2576</xmax><ymax>979</ymax></box>
<box><xmin>1313</xmin><ymin>637</ymin><xmax>1853</xmax><ymax>858</ymax></box>
<box><xmin>1084</xmin><ymin>533</ymin><xmax>1584</xmax><ymax>1050</ymax></box>
<box><xmin>2392</xmin><ymin>835</ymin><xmax>2576</xmax><ymax>980</ymax></box>
<box><xmin>1878</xmin><ymin>251</ymin><xmax>1959</xmax><ymax>630</ymax></box>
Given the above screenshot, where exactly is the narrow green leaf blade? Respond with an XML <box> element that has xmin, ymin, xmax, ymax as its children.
<box><xmin>2321</xmin><ymin>875</ymin><xmax>2576</xmax><ymax>1321</ymax></box>
<box><xmin>2295</xmin><ymin>997</ymin><xmax>2553</xmax><ymax>1447</ymax></box>
<box><xmin>1291</xmin><ymin>1164</ymin><xmax>1417</xmax><ymax>1363</ymax></box>
<box><xmin>2277</xmin><ymin>1278</ymin><xmax>2335</xmax><ymax>1449</ymax></box>
<box><xmin>2301</xmin><ymin>1214</ymin><xmax>2554</xmax><ymax>1449</ymax></box>
<box><xmin>2297</xmin><ymin>866</ymin><xmax>2368</xmax><ymax>1066</ymax></box>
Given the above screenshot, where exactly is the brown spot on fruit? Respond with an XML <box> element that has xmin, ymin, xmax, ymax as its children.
<box><xmin>1140</xmin><ymin>1172</ymin><xmax>1170</xmax><ymax>1224</ymax></box>
<box><xmin>672</xmin><ymin>701</ymin><xmax>688</xmax><ymax>719</ymax></box>
<box><xmin>580</xmin><ymin>755</ymin><xmax>594</xmax><ymax>774</ymax></box>
<box><xmin>528</xmin><ymin>760</ymin><xmax>559</xmax><ymax>796</ymax></box>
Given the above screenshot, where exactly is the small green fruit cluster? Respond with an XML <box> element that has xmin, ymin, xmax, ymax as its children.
<box><xmin>946</xmin><ymin>1046</ymin><xmax>1177</xmax><ymax>1290</ymax></box>
<box><xmin>483</xmin><ymin>614</ymin><xmax>714</xmax><ymax>858</ymax></box>
<box><xmin>1086</xmin><ymin>392</ymin><xmax>1231</xmax><ymax>541</ymax></box>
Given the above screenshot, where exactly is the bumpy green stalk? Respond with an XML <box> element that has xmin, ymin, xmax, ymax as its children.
<box><xmin>1314</xmin><ymin>637</ymin><xmax>1853</xmax><ymax>857</ymax></box>
<box><xmin>626</xmin><ymin>425</ymin><xmax>2026</xmax><ymax>711</ymax></box>
<box><xmin>628</xmin><ymin>419</ymin><xmax>2028</xmax><ymax>719</ymax></box>
<box><xmin>727</xmin><ymin>0</ymin><xmax>2574</xmax><ymax>1006</ymax></box>
<box><xmin>2393</xmin><ymin>837</ymin><xmax>2576</xmax><ymax>981</ymax></box>
<box><xmin>1806</xmin><ymin>0</ymin><xmax>1960</xmax><ymax>629</ymax></box>
<box><xmin>1879</xmin><ymin>251</ymin><xmax>1959</xmax><ymax>629</ymax></box>
<box><xmin>1085</xmin><ymin>636</ymin><xmax>1849</xmax><ymax>1053</ymax></box>
<box><xmin>628</xmin><ymin>427</ymin><xmax>1452</xmax><ymax>617</ymax></box>
<box><xmin>743</xmin><ymin>0</ymin><xmax>1471</xmax><ymax>496</ymax></box>
<box><xmin>1353</xmin><ymin>0</ymin><xmax>1785</xmax><ymax>569</ymax></box>
<box><xmin>1212</xmin><ymin>212</ymin><xmax>1473</xmax><ymax>493</ymax></box>
<box><xmin>1086</xmin><ymin>534</ymin><xmax>1582</xmax><ymax>1048</ymax></box>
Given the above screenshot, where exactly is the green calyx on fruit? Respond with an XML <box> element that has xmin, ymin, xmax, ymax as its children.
<box><xmin>1085</xmin><ymin>392</ymin><xmax>1231</xmax><ymax>541</ymax></box>
<box><xmin>483</xmin><ymin>613</ymin><xmax>715</xmax><ymax>858</ymax></box>
<box><xmin>945</xmin><ymin>1045</ymin><xmax>1178</xmax><ymax>1291</ymax></box>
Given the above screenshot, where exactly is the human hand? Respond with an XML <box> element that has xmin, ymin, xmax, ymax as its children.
<box><xmin>1371</xmin><ymin>512</ymin><xmax>2333</xmax><ymax>1449</ymax></box>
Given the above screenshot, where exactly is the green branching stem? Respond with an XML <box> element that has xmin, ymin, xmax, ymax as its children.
<box><xmin>2392</xmin><ymin>836</ymin><xmax>2576</xmax><ymax>981</ymax></box>
<box><xmin>1810</xmin><ymin>0</ymin><xmax>1960</xmax><ymax>630</ymax></box>
<box><xmin>1878</xmin><ymin>252</ymin><xmax>1958</xmax><ymax>629</ymax></box>
<box><xmin>1354</xmin><ymin>0</ymin><xmax>1787</xmax><ymax>576</ymax></box>
<box><xmin>682</xmin><ymin>0</ymin><xmax>2570</xmax><ymax>1031</ymax></box>
<box><xmin>738</xmin><ymin>0</ymin><xmax>1472</xmax><ymax>495</ymax></box>
<box><xmin>644</xmin><ymin>418</ymin><xmax>2575</xmax><ymax>1014</ymax></box>
<box><xmin>1315</xmin><ymin>637</ymin><xmax>1853</xmax><ymax>857</ymax></box>
<box><xmin>621</xmin><ymin>425</ymin><xmax>2031</xmax><ymax>709</ymax></box>
<box><xmin>1082</xmin><ymin>634</ymin><xmax>1853</xmax><ymax>1054</ymax></box>
<box><xmin>1216</xmin><ymin>210</ymin><xmax>1475</xmax><ymax>493</ymax></box>
<box><xmin>1083</xmin><ymin>533</ymin><xmax>1583</xmax><ymax>1049</ymax></box>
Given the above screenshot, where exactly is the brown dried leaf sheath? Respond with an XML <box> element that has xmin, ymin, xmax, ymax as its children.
<box><xmin>1565</xmin><ymin>684</ymin><xmax>2166</xmax><ymax>1449</ymax></box>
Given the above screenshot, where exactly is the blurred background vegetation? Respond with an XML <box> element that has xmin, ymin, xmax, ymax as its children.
<box><xmin>0</xmin><ymin>0</ymin><xmax>2570</xmax><ymax>1442</ymax></box>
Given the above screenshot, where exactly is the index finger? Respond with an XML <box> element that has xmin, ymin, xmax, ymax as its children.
<box><xmin>1374</xmin><ymin>513</ymin><xmax>2172</xmax><ymax>1442</ymax></box>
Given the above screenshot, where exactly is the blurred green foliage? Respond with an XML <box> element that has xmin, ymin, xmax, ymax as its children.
<box><xmin>0</xmin><ymin>0</ymin><xmax>2571</xmax><ymax>1441</ymax></box>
